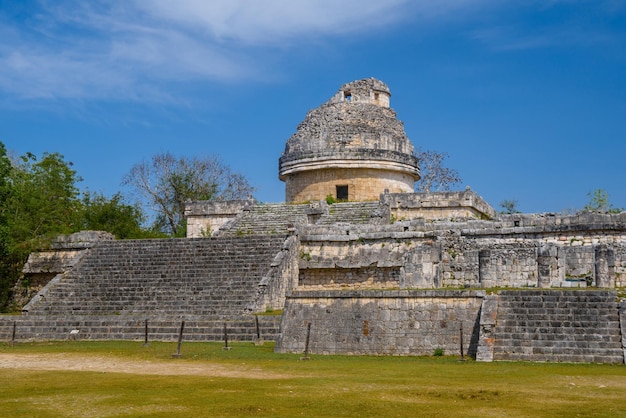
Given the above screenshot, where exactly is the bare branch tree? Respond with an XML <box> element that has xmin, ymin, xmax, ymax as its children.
<box><xmin>123</xmin><ymin>153</ymin><xmax>254</xmax><ymax>236</ymax></box>
<box><xmin>414</xmin><ymin>147</ymin><xmax>462</xmax><ymax>192</ymax></box>
<box><xmin>500</xmin><ymin>199</ymin><xmax>520</xmax><ymax>214</ymax></box>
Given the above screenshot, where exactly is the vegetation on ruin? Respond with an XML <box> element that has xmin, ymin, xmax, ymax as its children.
<box><xmin>502</xmin><ymin>189</ymin><xmax>623</xmax><ymax>216</ymax></box>
<box><xmin>1</xmin><ymin>340</ymin><xmax>626</xmax><ymax>417</ymax></box>
<box><xmin>500</xmin><ymin>199</ymin><xmax>521</xmax><ymax>214</ymax></box>
<box><xmin>583</xmin><ymin>188</ymin><xmax>624</xmax><ymax>214</ymax></box>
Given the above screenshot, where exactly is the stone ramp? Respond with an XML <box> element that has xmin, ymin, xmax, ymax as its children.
<box><xmin>0</xmin><ymin>315</ymin><xmax>282</xmax><ymax>343</ymax></box>
<box><xmin>23</xmin><ymin>236</ymin><xmax>286</xmax><ymax>319</ymax></box>
<box><xmin>491</xmin><ymin>290</ymin><xmax>623</xmax><ymax>364</ymax></box>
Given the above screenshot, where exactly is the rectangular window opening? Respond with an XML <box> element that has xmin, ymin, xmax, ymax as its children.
<box><xmin>336</xmin><ymin>185</ymin><xmax>348</xmax><ymax>201</ymax></box>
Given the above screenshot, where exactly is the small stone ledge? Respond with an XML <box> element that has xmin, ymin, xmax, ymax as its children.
<box><xmin>497</xmin><ymin>289</ymin><xmax>618</xmax><ymax>297</ymax></box>
<box><xmin>288</xmin><ymin>289</ymin><xmax>486</xmax><ymax>299</ymax></box>
<box><xmin>299</xmin><ymin>230</ymin><xmax>429</xmax><ymax>242</ymax></box>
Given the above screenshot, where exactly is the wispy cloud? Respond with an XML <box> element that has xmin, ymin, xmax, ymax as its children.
<box><xmin>0</xmin><ymin>0</ymin><xmax>492</xmax><ymax>103</ymax></box>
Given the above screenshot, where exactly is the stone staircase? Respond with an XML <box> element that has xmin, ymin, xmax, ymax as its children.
<box><xmin>216</xmin><ymin>204</ymin><xmax>310</xmax><ymax>236</ymax></box>
<box><xmin>316</xmin><ymin>201</ymin><xmax>382</xmax><ymax>225</ymax></box>
<box><xmin>1</xmin><ymin>236</ymin><xmax>287</xmax><ymax>342</ymax></box>
<box><xmin>216</xmin><ymin>201</ymin><xmax>383</xmax><ymax>236</ymax></box>
<box><xmin>492</xmin><ymin>290</ymin><xmax>623</xmax><ymax>363</ymax></box>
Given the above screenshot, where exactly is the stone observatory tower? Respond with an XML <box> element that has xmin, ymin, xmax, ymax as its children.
<box><xmin>279</xmin><ymin>78</ymin><xmax>420</xmax><ymax>203</ymax></box>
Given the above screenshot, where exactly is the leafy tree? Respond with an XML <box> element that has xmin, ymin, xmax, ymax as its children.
<box><xmin>123</xmin><ymin>152</ymin><xmax>255</xmax><ymax>236</ymax></box>
<box><xmin>414</xmin><ymin>147</ymin><xmax>462</xmax><ymax>192</ymax></box>
<box><xmin>583</xmin><ymin>189</ymin><xmax>623</xmax><ymax>213</ymax></box>
<box><xmin>0</xmin><ymin>148</ymin><xmax>84</xmax><ymax>310</ymax></box>
<box><xmin>0</xmin><ymin>143</ymin><xmax>14</xmax><ymax>308</ymax></box>
<box><xmin>80</xmin><ymin>191</ymin><xmax>150</xmax><ymax>239</ymax></box>
<box><xmin>500</xmin><ymin>199</ymin><xmax>521</xmax><ymax>214</ymax></box>
<box><xmin>6</xmin><ymin>152</ymin><xmax>82</xmax><ymax>251</ymax></box>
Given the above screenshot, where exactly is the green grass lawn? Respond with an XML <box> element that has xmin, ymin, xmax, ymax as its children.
<box><xmin>1</xmin><ymin>341</ymin><xmax>625</xmax><ymax>417</ymax></box>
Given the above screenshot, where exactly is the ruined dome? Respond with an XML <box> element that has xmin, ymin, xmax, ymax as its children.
<box><xmin>279</xmin><ymin>78</ymin><xmax>420</xmax><ymax>203</ymax></box>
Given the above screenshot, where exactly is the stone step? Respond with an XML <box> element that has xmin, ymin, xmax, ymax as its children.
<box><xmin>490</xmin><ymin>290</ymin><xmax>623</xmax><ymax>364</ymax></box>
<box><xmin>497</xmin><ymin>319</ymin><xmax>620</xmax><ymax>327</ymax></box>
<box><xmin>24</xmin><ymin>236</ymin><xmax>285</xmax><ymax>318</ymax></box>
<box><xmin>0</xmin><ymin>315</ymin><xmax>282</xmax><ymax>342</ymax></box>
<box><xmin>495</xmin><ymin>352</ymin><xmax>624</xmax><ymax>364</ymax></box>
<box><xmin>215</xmin><ymin>202</ymin><xmax>381</xmax><ymax>236</ymax></box>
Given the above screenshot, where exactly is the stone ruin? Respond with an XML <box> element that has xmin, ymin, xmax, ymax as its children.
<box><xmin>2</xmin><ymin>78</ymin><xmax>625</xmax><ymax>364</ymax></box>
<box><xmin>279</xmin><ymin>78</ymin><xmax>419</xmax><ymax>203</ymax></box>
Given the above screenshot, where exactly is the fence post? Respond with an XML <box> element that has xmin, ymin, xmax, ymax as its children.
<box><xmin>300</xmin><ymin>322</ymin><xmax>312</xmax><ymax>361</ymax></box>
<box><xmin>171</xmin><ymin>320</ymin><xmax>185</xmax><ymax>358</ymax></box>
<box><xmin>10</xmin><ymin>321</ymin><xmax>16</xmax><ymax>346</ymax></box>
<box><xmin>459</xmin><ymin>323</ymin><xmax>465</xmax><ymax>362</ymax></box>
<box><xmin>254</xmin><ymin>315</ymin><xmax>264</xmax><ymax>346</ymax></box>
<box><xmin>142</xmin><ymin>319</ymin><xmax>149</xmax><ymax>347</ymax></box>
<box><xmin>223</xmin><ymin>322</ymin><xmax>231</xmax><ymax>351</ymax></box>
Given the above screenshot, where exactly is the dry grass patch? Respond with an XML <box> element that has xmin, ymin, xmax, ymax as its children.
<box><xmin>0</xmin><ymin>341</ymin><xmax>625</xmax><ymax>417</ymax></box>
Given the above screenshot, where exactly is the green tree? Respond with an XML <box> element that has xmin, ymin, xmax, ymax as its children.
<box><xmin>414</xmin><ymin>147</ymin><xmax>462</xmax><ymax>192</ymax></box>
<box><xmin>0</xmin><ymin>148</ymin><xmax>84</xmax><ymax>310</ymax></box>
<box><xmin>0</xmin><ymin>143</ymin><xmax>14</xmax><ymax>308</ymax></box>
<box><xmin>583</xmin><ymin>189</ymin><xmax>623</xmax><ymax>213</ymax></box>
<box><xmin>123</xmin><ymin>152</ymin><xmax>255</xmax><ymax>236</ymax></box>
<box><xmin>6</xmin><ymin>152</ymin><xmax>82</xmax><ymax>249</ymax></box>
<box><xmin>80</xmin><ymin>191</ymin><xmax>150</xmax><ymax>239</ymax></box>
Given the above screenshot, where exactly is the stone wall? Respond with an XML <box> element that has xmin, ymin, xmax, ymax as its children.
<box><xmin>185</xmin><ymin>200</ymin><xmax>252</xmax><ymax>237</ymax></box>
<box><xmin>380</xmin><ymin>189</ymin><xmax>497</xmax><ymax>221</ymax></box>
<box><xmin>299</xmin><ymin>267</ymin><xmax>401</xmax><ymax>290</ymax></box>
<box><xmin>284</xmin><ymin>167</ymin><xmax>415</xmax><ymax>203</ymax></box>
<box><xmin>252</xmin><ymin>235</ymin><xmax>300</xmax><ymax>311</ymax></box>
<box><xmin>275</xmin><ymin>290</ymin><xmax>484</xmax><ymax>356</ymax></box>
<box><xmin>297</xmin><ymin>211</ymin><xmax>626</xmax><ymax>290</ymax></box>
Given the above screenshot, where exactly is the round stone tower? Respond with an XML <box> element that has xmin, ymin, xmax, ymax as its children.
<box><xmin>279</xmin><ymin>78</ymin><xmax>420</xmax><ymax>202</ymax></box>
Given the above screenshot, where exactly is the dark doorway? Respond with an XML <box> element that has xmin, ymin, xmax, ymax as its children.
<box><xmin>336</xmin><ymin>185</ymin><xmax>348</xmax><ymax>201</ymax></box>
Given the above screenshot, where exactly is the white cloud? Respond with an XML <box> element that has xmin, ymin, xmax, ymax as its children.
<box><xmin>0</xmin><ymin>0</ymin><xmax>489</xmax><ymax>102</ymax></box>
<box><xmin>139</xmin><ymin>0</ymin><xmax>413</xmax><ymax>44</ymax></box>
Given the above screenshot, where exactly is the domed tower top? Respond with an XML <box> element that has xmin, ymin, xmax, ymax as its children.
<box><xmin>279</xmin><ymin>78</ymin><xmax>420</xmax><ymax>203</ymax></box>
<box><xmin>329</xmin><ymin>78</ymin><xmax>391</xmax><ymax>107</ymax></box>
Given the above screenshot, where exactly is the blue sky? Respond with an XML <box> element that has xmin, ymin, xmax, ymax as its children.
<box><xmin>1</xmin><ymin>0</ymin><xmax>625</xmax><ymax>214</ymax></box>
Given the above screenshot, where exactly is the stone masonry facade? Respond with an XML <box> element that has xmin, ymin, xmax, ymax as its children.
<box><xmin>282</xmin><ymin>167</ymin><xmax>415</xmax><ymax>204</ymax></box>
